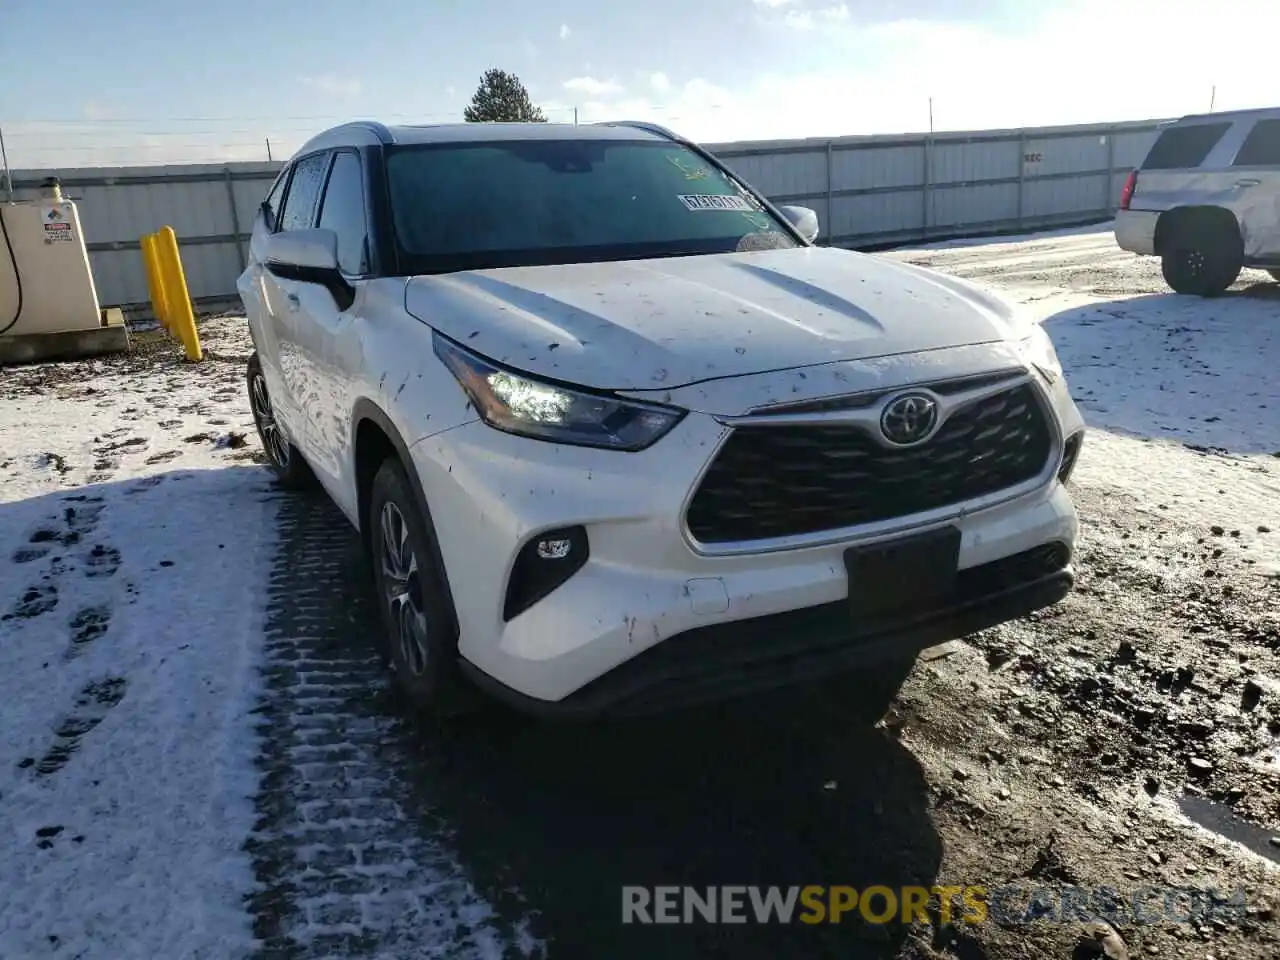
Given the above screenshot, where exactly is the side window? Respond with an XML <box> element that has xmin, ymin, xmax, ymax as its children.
<box><xmin>1142</xmin><ymin>122</ymin><xmax>1231</xmax><ymax>170</ymax></box>
<box><xmin>1232</xmin><ymin>119</ymin><xmax>1280</xmax><ymax>167</ymax></box>
<box><xmin>262</xmin><ymin>171</ymin><xmax>289</xmax><ymax>231</ymax></box>
<box><xmin>278</xmin><ymin>153</ymin><xmax>331</xmax><ymax>232</ymax></box>
<box><xmin>317</xmin><ymin>152</ymin><xmax>370</xmax><ymax>275</ymax></box>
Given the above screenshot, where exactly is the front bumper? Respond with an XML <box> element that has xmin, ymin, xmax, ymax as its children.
<box><xmin>411</xmin><ymin>366</ymin><xmax>1082</xmax><ymax>713</ymax></box>
<box><xmin>461</xmin><ymin>548</ymin><xmax>1073</xmax><ymax>718</ymax></box>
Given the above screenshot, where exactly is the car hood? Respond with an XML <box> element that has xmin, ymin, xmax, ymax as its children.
<box><xmin>403</xmin><ymin>247</ymin><xmax>1026</xmax><ymax>391</ymax></box>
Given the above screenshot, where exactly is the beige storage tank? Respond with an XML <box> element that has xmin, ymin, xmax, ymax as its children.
<box><xmin>0</xmin><ymin>177</ymin><xmax>128</xmax><ymax>363</ymax></box>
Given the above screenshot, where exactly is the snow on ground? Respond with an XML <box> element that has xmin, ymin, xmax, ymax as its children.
<box><xmin>0</xmin><ymin>321</ymin><xmax>274</xmax><ymax>958</ymax></box>
<box><xmin>884</xmin><ymin>227</ymin><xmax>1280</xmax><ymax>576</ymax></box>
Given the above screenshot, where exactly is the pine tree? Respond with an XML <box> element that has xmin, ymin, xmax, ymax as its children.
<box><xmin>463</xmin><ymin>69</ymin><xmax>548</xmax><ymax>123</ymax></box>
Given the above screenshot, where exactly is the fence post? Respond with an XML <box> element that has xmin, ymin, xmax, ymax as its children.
<box><xmin>223</xmin><ymin>167</ymin><xmax>246</xmax><ymax>272</ymax></box>
<box><xmin>824</xmin><ymin>140</ymin><xmax>833</xmax><ymax>245</ymax></box>
<box><xmin>1104</xmin><ymin>126</ymin><xmax>1117</xmax><ymax>215</ymax></box>
<box><xmin>921</xmin><ymin>136</ymin><xmax>933</xmax><ymax>241</ymax></box>
<box><xmin>1016</xmin><ymin>133</ymin><xmax>1027</xmax><ymax>228</ymax></box>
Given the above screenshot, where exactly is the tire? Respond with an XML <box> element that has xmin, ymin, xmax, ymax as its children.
<box><xmin>247</xmin><ymin>353</ymin><xmax>314</xmax><ymax>488</ymax></box>
<box><xmin>367</xmin><ymin>457</ymin><xmax>473</xmax><ymax>716</ymax></box>
<box><xmin>1159</xmin><ymin>232</ymin><xmax>1242</xmax><ymax>297</ymax></box>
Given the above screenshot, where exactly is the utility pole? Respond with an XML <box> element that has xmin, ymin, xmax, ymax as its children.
<box><xmin>1209</xmin><ymin>85</ymin><xmax>1216</xmax><ymax>112</ymax></box>
<box><xmin>0</xmin><ymin>126</ymin><xmax>13</xmax><ymax>202</ymax></box>
<box><xmin>928</xmin><ymin>97</ymin><xmax>934</xmax><ymax>133</ymax></box>
<box><xmin>573</xmin><ymin>106</ymin><xmax>579</xmax><ymax>125</ymax></box>
<box><xmin>266</xmin><ymin>138</ymin><xmax>273</xmax><ymax>162</ymax></box>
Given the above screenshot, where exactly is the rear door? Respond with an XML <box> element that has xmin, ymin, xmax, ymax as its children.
<box><xmin>1228</xmin><ymin>118</ymin><xmax>1280</xmax><ymax>263</ymax></box>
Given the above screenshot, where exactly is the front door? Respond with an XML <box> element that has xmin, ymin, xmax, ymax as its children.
<box><xmin>288</xmin><ymin>149</ymin><xmax>373</xmax><ymax>520</ymax></box>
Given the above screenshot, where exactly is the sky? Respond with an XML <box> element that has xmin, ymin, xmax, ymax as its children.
<box><xmin>1</xmin><ymin>0</ymin><xmax>1278</xmax><ymax>169</ymax></box>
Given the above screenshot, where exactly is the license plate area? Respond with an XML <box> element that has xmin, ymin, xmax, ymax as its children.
<box><xmin>844</xmin><ymin>526</ymin><xmax>961</xmax><ymax>626</ymax></box>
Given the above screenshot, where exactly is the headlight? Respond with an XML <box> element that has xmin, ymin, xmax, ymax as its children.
<box><xmin>433</xmin><ymin>333</ymin><xmax>685</xmax><ymax>451</ymax></box>
<box><xmin>1018</xmin><ymin>324</ymin><xmax>1063</xmax><ymax>384</ymax></box>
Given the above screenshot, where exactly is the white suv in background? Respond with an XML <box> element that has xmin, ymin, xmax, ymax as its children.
<box><xmin>1115</xmin><ymin>106</ymin><xmax>1280</xmax><ymax>295</ymax></box>
<box><xmin>238</xmin><ymin>119</ymin><xmax>1085</xmax><ymax>718</ymax></box>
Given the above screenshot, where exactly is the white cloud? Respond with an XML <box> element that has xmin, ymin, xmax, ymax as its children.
<box><xmin>300</xmin><ymin>74</ymin><xmax>362</xmax><ymax>98</ymax></box>
<box><xmin>650</xmin><ymin>72</ymin><xmax>672</xmax><ymax>94</ymax></box>
<box><xmin>782</xmin><ymin>3</ymin><xmax>849</xmax><ymax>30</ymax></box>
<box><xmin>756</xmin><ymin>0</ymin><xmax>849</xmax><ymax>31</ymax></box>
<box><xmin>563</xmin><ymin>76</ymin><xmax>624</xmax><ymax>96</ymax></box>
<box><xmin>82</xmin><ymin>101</ymin><xmax>115</xmax><ymax>121</ymax></box>
<box><xmin>559</xmin><ymin>24</ymin><xmax>571</xmax><ymax>39</ymax></box>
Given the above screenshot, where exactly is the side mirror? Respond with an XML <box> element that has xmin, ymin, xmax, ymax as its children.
<box><xmin>264</xmin><ymin>228</ymin><xmax>354</xmax><ymax>310</ymax></box>
<box><xmin>778</xmin><ymin>205</ymin><xmax>820</xmax><ymax>243</ymax></box>
<box><xmin>265</xmin><ymin>228</ymin><xmax>339</xmax><ymax>273</ymax></box>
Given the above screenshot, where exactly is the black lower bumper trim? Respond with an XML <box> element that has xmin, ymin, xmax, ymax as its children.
<box><xmin>460</xmin><ymin>545</ymin><xmax>1074</xmax><ymax>720</ymax></box>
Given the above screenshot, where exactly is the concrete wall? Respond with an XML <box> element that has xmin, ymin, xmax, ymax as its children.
<box><xmin>5</xmin><ymin>118</ymin><xmax>1162</xmax><ymax>312</ymax></box>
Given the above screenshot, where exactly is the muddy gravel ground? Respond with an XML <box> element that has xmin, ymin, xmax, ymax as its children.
<box><xmin>3</xmin><ymin>238</ymin><xmax>1278</xmax><ymax>960</ymax></box>
<box><xmin>893</xmin><ymin>480</ymin><xmax>1279</xmax><ymax>960</ymax></box>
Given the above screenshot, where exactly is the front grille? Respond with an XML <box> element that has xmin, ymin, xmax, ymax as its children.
<box><xmin>686</xmin><ymin>383</ymin><xmax>1054</xmax><ymax>544</ymax></box>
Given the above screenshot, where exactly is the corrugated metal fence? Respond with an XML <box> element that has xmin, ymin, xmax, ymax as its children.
<box><xmin>5</xmin><ymin>118</ymin><xmax>1162</xmax><ymax>311</ymax></box>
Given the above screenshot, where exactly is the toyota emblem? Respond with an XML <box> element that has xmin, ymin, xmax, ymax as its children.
<box><xmin>879</xmin><ymin>393</ymin><xmax>939</xmax><ymax>445</ymax></box>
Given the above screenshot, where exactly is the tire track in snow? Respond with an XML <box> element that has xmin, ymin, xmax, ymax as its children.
<box><xmin>245</xmin><ymin>492</ymin><xmax>535</xmax><ymax>959</ymax></box>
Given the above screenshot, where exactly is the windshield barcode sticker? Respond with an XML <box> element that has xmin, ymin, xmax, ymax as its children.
<box><xmin>679</xmin><ymin>194</ymin><xmax>753</xmax><ymax>212</ymax></box>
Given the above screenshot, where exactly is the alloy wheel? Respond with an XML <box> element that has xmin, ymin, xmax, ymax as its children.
<box><xmin>379</xmin><ymin>500</ymin><xmax>430</xmax><ymax>678</ymax></box>
<box><xmin>250</xmin><ymin>373</ymin><xmax>290</xmax><ymax>468</ymax></box>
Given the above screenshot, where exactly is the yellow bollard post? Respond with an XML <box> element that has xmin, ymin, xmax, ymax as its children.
<box><xmin>140</xmin><ymin>232</ymin><xmax>172</xmax><ymax>329</ymax></box>
<box><xmin>156</xmin><ymin>225</ymin><xmax>202</xmax><ymax>362</ymax></box>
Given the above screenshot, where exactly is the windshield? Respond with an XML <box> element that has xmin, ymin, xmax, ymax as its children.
<box><xmin>384</xmin><ymin>139</ymin><xmax>799</xmax><ymax>273</ymax></box>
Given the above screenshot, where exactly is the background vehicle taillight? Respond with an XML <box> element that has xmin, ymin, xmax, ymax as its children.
<box><xmin>1119</xmin><ymin>170</ymin><xmax>1138</xmax><ymax>210</ymax></box>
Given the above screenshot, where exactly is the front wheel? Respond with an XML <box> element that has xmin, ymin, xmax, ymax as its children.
<box><xmin>246</xmin><ymin>353</ymin><xmax>314</xmax><ymax>488</ymax></box>
<box><xmin>367</xmin><ymin>457</ymin><xmax>473</xmax><ymax>716</ymax></box>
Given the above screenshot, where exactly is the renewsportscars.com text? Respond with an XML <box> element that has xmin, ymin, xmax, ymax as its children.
<box><xmin>621</xmin><ymin>884</ymin><xmax>1248</xmax><ymax>926</ymax></box>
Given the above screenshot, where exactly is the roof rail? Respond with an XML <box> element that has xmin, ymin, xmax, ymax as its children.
<box><xmin>344</xmin><ymin>120</ymin><xmax>394</xmax><ymax>144</ymax></box>
<box><xmin>1178</xmin><ymin>105</ymin><xmax>1280</xmax><ymax>122</ymax></box>
<box><xmin>593</xmin><ymin>120</ymin><xmax>684</xmax><ymax>142</ymax></box>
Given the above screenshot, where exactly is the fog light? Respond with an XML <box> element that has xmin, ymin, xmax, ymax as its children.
<box><xmin>1058</xmin><ymin>432</ymin><xmax>1083</xmax><ymax>485</ymax></box>
<box><xmin>537</xmin><ymin>538</ymin><xmax>572</xmax><ymax>560</ymax></box>
<box><xmin>503</xmin><ymin>525</ymin><xmax>590</xmax><ymax>621</ymax></box>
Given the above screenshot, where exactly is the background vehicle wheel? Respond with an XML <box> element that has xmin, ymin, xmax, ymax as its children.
<box><xmin>247</xmin><ymin>353</ymin><xmax>314</xmax><ymax>488</ymax></box>
<box><xmin>1159</xmin><ymin>232</ymin><xmax>1242</xmax><ymax>296</ymax></box>
<box><xmin>367</xmin><ymin>457</ymin><xmax>473</xmax><ymax>716</ymax></box>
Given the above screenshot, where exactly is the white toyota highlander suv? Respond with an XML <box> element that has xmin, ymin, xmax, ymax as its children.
<box><xmin>237</xmin><ymin>120</ymin><xmax>1085</xmax><ymax>718</ymax></box>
